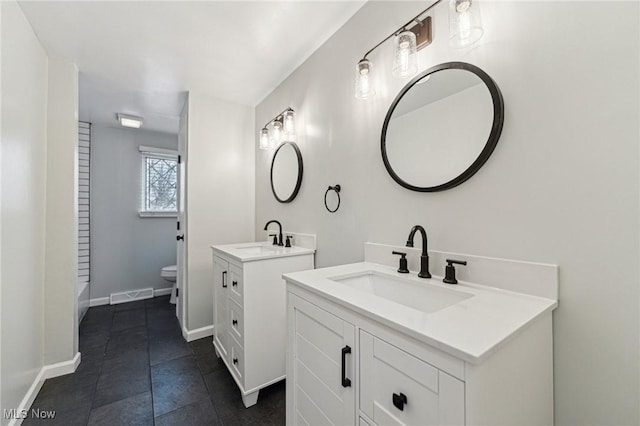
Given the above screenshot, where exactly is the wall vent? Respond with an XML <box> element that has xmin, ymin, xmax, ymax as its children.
<box><xmin>110</xmin><ymin>288</ymin><xmax>154</xmax><ymax>305</ymax></box>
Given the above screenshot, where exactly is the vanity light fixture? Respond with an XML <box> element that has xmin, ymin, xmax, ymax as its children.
<box><xmin>449</xmin><ymin>0</ymin><xmax>484</xmax><ymax>48</ymax></box>
<box><xmin>259</xmin><ymin>128</ymin><xmax>270</xmax><ymax>150</ymax></box>
<box><xmin>355</xmin><ymin>59</ymin><xmax>375</xmax><ymax>100</ymax></box>
<box><xmin>117</xmin><ymin>113</ymin><xmax>143</xmax><ymax>128</ymax></box>
<box><xmin>282</xmin><ymin>109</ymin><xmax>296</xmax><ymax>141</ymax></box>
<box><xmin>259</xmin><ymin>108</ymin><xmax>296</xmax><ymax>150</ymax></box>
<box><xmin>392</xmin><ymin>30</ymin><xmax>418</xmax><ymax>78</ymax></box>
<box><xmin>354</xmin><ymin>0</ymin><xmax>485</xmax><ymax>99</ymax></box>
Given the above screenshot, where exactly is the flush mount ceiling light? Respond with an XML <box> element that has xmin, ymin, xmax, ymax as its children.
<box><xmin>259</xmin><ymin>108</ymin><xmax>296</xmax><ymax>151</ymax></box>
<box><xmin>117</xmin><ymin>113</ymin><xmax>143</xmax><ymax>129</ymax></box>
<box><xmin>354</xmin><ymin>0</ymin><xmax>484</xmax><ymax>99</ymax></box>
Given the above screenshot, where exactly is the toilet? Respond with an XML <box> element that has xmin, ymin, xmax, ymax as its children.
<box><xmin>161</xmin><ymin>265</ymin><xmax>177</xmax><ymax>304</ymax></box>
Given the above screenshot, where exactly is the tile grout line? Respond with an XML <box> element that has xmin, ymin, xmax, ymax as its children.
<box><xmin>146</xmin><ymin>304</ymin><xmax>157</xmax><ymax>426</ymax></box>
<box><xmin>87</xmin><ymin>305</ymin><xmax>113</xmax><ymax>424</ymax></box>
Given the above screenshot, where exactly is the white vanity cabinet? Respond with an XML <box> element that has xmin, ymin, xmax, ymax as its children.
<box><xmin>287</xmin><ymin>294</ymin><xmax>356</xmax><ymax>425</ymax></box>
<box><xmin>211</xmin><ymin>242</ymin><xmax>315</xmax><ymax>408</ymax></box>
<box><xmin>285</xmin><ymin>269</ymin><xmax>555</xmax><ymax>426</ymax></box>
<box><xmin>287</xmin><ymin>291</ymin><xmax>466</xmax><ymax>426</ymax></box>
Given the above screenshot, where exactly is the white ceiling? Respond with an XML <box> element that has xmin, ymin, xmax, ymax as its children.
<box><xmin>19</xmin><ymin>1</ymin><xmax>366</xmax><ymax>134</ymax></box>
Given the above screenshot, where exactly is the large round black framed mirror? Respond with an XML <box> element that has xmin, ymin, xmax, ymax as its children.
<box><xmin>270</xmin><ymin>142</ymin><xmax>303</xmax><ymax>203</ymax></box>
<box><xmin>381</xmin><ymin>62</ymin><xmax>504</xmax><ymax>192</ymax></box>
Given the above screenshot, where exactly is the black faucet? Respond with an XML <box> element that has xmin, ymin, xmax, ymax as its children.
<box><xmin>263</xmin><ymin>220</ymin><xmax>283</xmax><ymax>246</ymax></box>
<box><xmin>406</xmin><ymin>225</ymin><xmax>431</xmax><ymax>278</ymax></box>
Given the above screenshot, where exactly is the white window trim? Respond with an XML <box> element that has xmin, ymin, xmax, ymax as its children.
<box><xmin>138</xmin><ymin>211</ymin><xmax>178</xmax><ymax>218</ymax></box>
<box><xmin>139</xmin><ymin>146</ymin><xmax>178</xmax><ymax>217</ymax></box>
<box><xmin>139</xmin><ymin>145</ymin><xmax>178</xmax><ymax>159</ymax></box>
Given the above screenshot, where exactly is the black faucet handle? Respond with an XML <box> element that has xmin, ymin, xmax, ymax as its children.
<box><xmin>285</xmin><ymin>235</ymin><xmax>292</xmax><ymax>247</ymax></box>
<box><xmin>443</xmin><ymin>259</ymin><xmax>467</xmax><ymax>284</ymax></box>
<box><xmin>392</xmin><ymin>251</ymin><xmax>409</xmax><ymax>274</ymax></box>
<box><xmin>268</xmin><ymin>234</ymin><xmax>278</xmax><ymax>245</ymax></box>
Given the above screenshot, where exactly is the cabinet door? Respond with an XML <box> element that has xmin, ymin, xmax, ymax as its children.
<box><xmin>360</xmin><ymin>331</ymin><xmax>464</xmax><ymax>426</ymax></box>
<box><xmin>287</xmin><ymin>294</ymin><xmax>356</xmax><ymax>426</ymax></box>
<box><xmin>213</xmin><ymin>256</ymin><xmax>229</xmax><ymax>359</ymax></box>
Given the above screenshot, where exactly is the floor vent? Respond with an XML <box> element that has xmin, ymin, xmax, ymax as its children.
<box><xmin>110</xmin><ymin>288</ymin><xmax>154</xmax><ymax>305</ymax></box>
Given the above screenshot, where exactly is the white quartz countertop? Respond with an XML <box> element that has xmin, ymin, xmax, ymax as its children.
<box><xmin>283</xmin><ymin>261</ymin><xmax>557</xmax><ymax>364</ymax></box>
<box><xmin>211</xmin><ymin>241</ymin><xmax>315</xmax><ymax>263</ymax></box>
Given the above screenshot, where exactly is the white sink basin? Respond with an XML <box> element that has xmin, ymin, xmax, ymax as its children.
<box><xmin>234</xmin><ymin>245</ymin><xmax>278</xmax><ymax>255</ymax></box>
<box><xmin>330</xmin><ymin>271</ymin><xmax>473</xmax><ymax>314</ymax></box>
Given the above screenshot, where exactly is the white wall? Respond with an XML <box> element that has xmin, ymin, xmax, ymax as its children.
<box><xmin>90</xmin><ymin>126</ymin><xmax>178</xmax><ymax>299</ymax></box>
<box><xmin>255</xmin><ymin>2</ymin><xmax>639</xmax><ymax>425</ymax></box>
<box><xmin>1</xmin><ymin>1</ymin><xmax>48</xmax><ymax>420</ymax></box>
<box><xmin>186</xmin><ymin>92</ymin><xmax>254</xmax><ymax>330</ymax></box>
<box><xmin>44</xmin><ymin>55</ymin><xmax>79</xmax><ymax>365</ymax></box>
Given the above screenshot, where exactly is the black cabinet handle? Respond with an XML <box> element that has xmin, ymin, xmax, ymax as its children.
<box><xmin>232</xmin><ymin>319</ymin><xmax>238</xmax><ymax>326</ymax></box>
<box><xmin>233</xmin><ymin>357</ymin><xmax>238</xmax><ymax>365</ymax></box>
<box><xmin>232</xmin><ymin>280</ymin><xmax>238</xmax><ymax>287</ymax></box>
<box><xmin>392</xmin><ymin>393</ymin><xmax>407</xmax><ymax>411</ymax></box>
<box><xmin>341</xmin><ymin>345</ymin><xmax>351</xmax><ymax>388</ymax></box>
<box><xmin>176</xmin><ymin>235</ymin><xmax>184</xmax><ymax>241</ymax></box>
<box><xmin>222</xmin><ymin>271</ymin><xmax>227</xmax><ymax>288</ymax></box>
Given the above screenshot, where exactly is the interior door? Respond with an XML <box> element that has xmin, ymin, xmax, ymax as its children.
<box><xmin>176</xmin><ymin>101</ymin><xmax>188</xmax><ymax>328</ymax></box>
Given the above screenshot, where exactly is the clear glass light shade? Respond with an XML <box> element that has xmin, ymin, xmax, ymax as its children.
<box><xmin>449</xmin><ymin>0</ymin><xmax>484</xmax><ymax>48</ymax></box>
<box><xmin>392</xmin><ymin>31</ymin><xmax>418</xmax><ymax>78</ymax></box>
<box><xmin>355</xmin><ymin>59</ymin><xmax>376</xmax><ymax>100</ymax></box>
<box><xmin>259</xmin><ymin>128</ymin><xmax>270</xmax><ymax>150</ymax></box>
<box><xmin>283</xmin><ymin>110</ymin><xmax>296</xmax><ymax>141</ymax></box>
<box><xmin>271</xmin><ymin>120</ymin><xmax>283</xmax><ymax>146</ymax></box>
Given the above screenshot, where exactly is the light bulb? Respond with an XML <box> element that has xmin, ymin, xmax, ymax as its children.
<box><xmin>455</xmin><ymin>0</ymin><xmax>471</xmax><ymax>12</ymax></box>
<box><xmin>259</xmin><ymin>128</ymin><xmax>270</xmax><ymax>150</ymax></box>
<box><xmin>392</xmin><ymin>31</ymin><xmax>418</xmax><ymax>78</ymax></box>
<box><xmin>449</xmin><ymin>0</ymin><xmax>483</xmax><ymax>48</ymax></box>
<box><xmin>283</xmin><ymin>110</ymin><xmax>296</xmax><ymax>141</ymax></box>
<box><xmin>272</xmin><ymin>120</ymin><xmax>283</xmax><ymax>146</ymax></box>
<box><xmin>355</xmin><ymin>59</ymin><xmax>376</xmax><ymax>100</ymax></box>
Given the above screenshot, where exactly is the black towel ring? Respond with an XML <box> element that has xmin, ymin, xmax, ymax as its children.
<box><xmin>324</xmin><ymin>185</ymin><xmax>341</xmax><ymax>213</ymax></box>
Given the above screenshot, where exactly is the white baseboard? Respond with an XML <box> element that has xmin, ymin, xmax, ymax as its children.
<box><xmin>89</xmin><ymin>288</ymin><xmax>173</xmax><ymax>307</ymax></box>
<box><xmin>89</xmin><ymin>296</ymin><xmax>109</xmax><ymax>307</ymax></box>
<box><xmin>182</xmin><ymin>325</ymin><xmax>214</xmax><ymax>342</ymax></box>
<box><xmin>8</xmin><ymin>353</ymin><xmax>81</xmax><ymax>426</ymax></box>
<box><xmin>43</xmin><ymin>352</ymin><xmax>81</xmax><ymax>379</ymax></box>
<box><xmin>154</xmin><ymin>287</ymin><xmax>173</xmax><ymax>296</ymax></box>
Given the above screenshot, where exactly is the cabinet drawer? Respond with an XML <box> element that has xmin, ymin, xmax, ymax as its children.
<box><xmin>360</xmin><ymin>331</ymin><xmax>464</xmax><ymax>426</ymax></box>
<box><xmin>229</xmin><ymin>299</ymin><xmax>244</xmax><ymax>347</ymax></box>
<box><xmin>229</xmin><ymin>264</ymin><xmax>244</xmax><ymax>305</ymax></box>
<box><xmin>229</xmin><ymin>337</ymin><xmax>244</xmax><ymax>382</ymax></box>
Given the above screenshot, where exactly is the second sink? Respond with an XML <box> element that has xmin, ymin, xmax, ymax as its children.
<box><xmin>234</xmin><ymin>245</ymin><xmax>278</xmax><ymax>255</ymax></box>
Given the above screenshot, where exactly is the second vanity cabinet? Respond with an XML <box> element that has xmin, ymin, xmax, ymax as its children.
<box><xmin>212</xmin><ymin>243</ymin><xmax>314</xmax><ymax>408</ymax></box>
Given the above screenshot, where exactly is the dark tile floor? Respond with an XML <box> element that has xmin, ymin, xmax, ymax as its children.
<box><xmin>25</xmin><ymin>296</ymin><xmax>285</xmax><ymax>425</ymax></box>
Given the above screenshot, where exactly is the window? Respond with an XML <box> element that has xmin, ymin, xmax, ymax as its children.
<box><xmin>139</xmin><ymin>146</ymin><xmax>178</xmax><ymax>217</ymax></box>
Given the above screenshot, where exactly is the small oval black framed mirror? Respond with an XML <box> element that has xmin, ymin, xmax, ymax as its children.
<box><xmin>381</xmin><ymin>62</ymin><xmax>504</xmax><ymax>192</ymax></box>
<box><xmin>271</xmin><ymin>142</ymin><xmax>303</xmax><ymax>203</ymax></box>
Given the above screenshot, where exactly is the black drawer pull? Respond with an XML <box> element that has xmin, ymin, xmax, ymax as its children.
<box><xmin>232</xmin><ymin>319</ymin><xmax>238</xmax><ymax>326</ymax></box>
<box><xmin>341</xmin><ymin>345</ymin><xmax>351</xmax><ymax>388</ymax></box>
<box><xmin>232</xmin><ymin>280</ymin><xmax>238</xmax><ymax>287</ymax></box>
<box><xmin>233</xmin><ymin>357</ymin><xmax>238</xmax><ymax>365</ymax></box>
<box><xmin>393</xmin><ymin>392</ymin><xmax>407</xmax><ymax>411</ymax></box>
<box><xmin>222</xmin><ymin>271</ymin><xmax>227</xmax><ymax>288</ymax></box>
